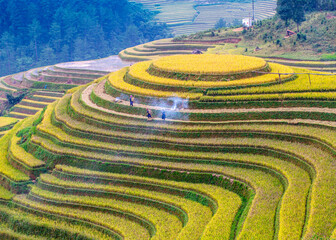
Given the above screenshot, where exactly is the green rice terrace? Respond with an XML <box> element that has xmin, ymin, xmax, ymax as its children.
<box><xmin>1</xmin><ymin>52</ymin><xmax>336</xmax><ymax>240</ymax></box>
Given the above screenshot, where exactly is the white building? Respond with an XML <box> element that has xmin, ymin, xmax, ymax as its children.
<box><xmin>242</xmin><ymin>18</ymin><xmax>253</xmax><ymax>27</ymax></box>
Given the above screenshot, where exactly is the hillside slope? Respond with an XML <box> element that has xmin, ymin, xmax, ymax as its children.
<box><xmin>194</xmin><ymin>11</ymin><xmax>336</xmax><ymax>60</ymax></box>
<box><xmin>130</xmin><ymin>0</ymin><xmax>277</xmax><ymax>35</ymax></box>
<box><xmin>1</xmin><ymin>54</ymin><xmax>336</xmax><ymax>239</ymax></box>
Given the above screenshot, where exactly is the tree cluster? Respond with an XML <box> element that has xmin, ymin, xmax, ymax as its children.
<box><xmin>305</xmin><ymin>0</ymin><xmax>336</xmax><ymax>11</ymax></box>
<box><xmin>277</xmin><ymin>0</ymin><xmax>336</xmax><ymax>31</ymax></box>
<box><xmin>276</xmin><ymin>0</ymin><xmax>306</xmax><ymax>31</ymax></box>
<box><xmin>0</xmin><ymin>0</ymin><xmax>171</xmax><ymax>77</ymax></box>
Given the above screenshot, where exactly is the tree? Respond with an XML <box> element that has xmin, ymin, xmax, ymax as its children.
<box><xmin>123</xmin><ymin>24</ymin><xmax>143</xmax><ymax>47</ymax></box>
<box><xmin>0</xmin><ymin>0</ymin><xmax>171</xmax><ymax>77</ymax></box>
<box><xmin>73</xmin><ymin>38</ymin><xmax>90</xmax><ymax>61</ymax></box>
<box><xmin>39</xmin><ymin>46</ymin><xmax>56</xmax><ymax>65</ymax></box>
<box><xmin>276</xmin><ymin>0</ymin><xmax>294</xmax><ymax>27</ymax></box>
<box><xmin>0</xmin><ymin>32</ymin><xmax>16</xmax><ymax>74</ymax></box>
<box><xmin>292</xmin><ymin>0</ymin><xmax>306</xmax><ymax>32</ymax></box>
<box><xmin>28</xmin><ymin>19</ymin><xmax>42</xmax><ymax>63</ymax></box>
<box><xmin>304</xmin><ymin>0</ymin><xmax>318</xmax><ymax>11</ymax></box>
<box><xmin>49</xmin><ymin>22</ymin><xmax>62</xmax><ymax>52</ymax></box>
<box><xmin>232</xmin><ymin>18</ymin><xmax>241</xmax><ymax>27</ymax></box>
<box><xmin>214</xmin><ymin>18</ymin><xmax>227</xmax><ymax>29</ymax></box>
<box><xmin>277</xmin><ymin>0</ymin><xmax>306</xmax><ymax>31</ymax></box>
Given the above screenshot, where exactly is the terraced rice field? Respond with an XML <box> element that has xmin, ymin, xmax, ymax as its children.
<box><xmin>264</xmin><ymin>57</ymin><xmax>336</xmax><ymax>73</ymax></box>
<box><xmin>0</xmin><ymin>54</ymin><xmax>336</xmax><ymax>239</ymax></box>
<box><xmin>119</xmin><ymin>38</ymin><xmax>216</xmax><ymax>62</ymax></box>
<box><xmin>174</xmin><ymin>0</ymin><xmax>276</xmax><ymax>35</ymax></box>
<box><xmin>1</xmin><ymin>56</ymin><xmax>131</xmax><ymax>120</ymax></box>
<box><xmin>119</xmin><ymin>38</ymin><xmax>336</xmax><ymax>73</ymax></box>
<box><xmin>0</xmin><ymin>117</ymin><xmax>18</xmax><ymax>138</ymax></box>
<box><xmin>129</xmin><ymin>0</ymin><xmax>197</xmax><ymax>29</ymax></box>
<box><xmin>130</xmin><ymin>0</ymin><xmax>277</xmax><ymax>35</ymax></box>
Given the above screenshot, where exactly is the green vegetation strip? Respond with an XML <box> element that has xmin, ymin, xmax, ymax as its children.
<box><xmin>201</xmin><ymin>91</ymin><xmax>336</xmax><ymax>102</ymax></box>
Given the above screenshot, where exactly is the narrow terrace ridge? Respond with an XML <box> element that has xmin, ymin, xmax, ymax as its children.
<box><xmin>2</xmin><ymin>52</ymin><xmax>336</xmax><ymax>239</ymax></box>
<box><xmin>88</xmin><ymin>79</ymin><xmax>336</xmax><ymax>124</ymax></box>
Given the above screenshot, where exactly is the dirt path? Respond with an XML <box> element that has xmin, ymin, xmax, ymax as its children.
<box><xmin>83</xmin><ymin>81</ymin><xmax>336</xmax><ymax>127</ymax></box>
<box><xmin>96</xmin><ymin>79</ymin><xmax>336</xmax><ymax>114</ymax></box>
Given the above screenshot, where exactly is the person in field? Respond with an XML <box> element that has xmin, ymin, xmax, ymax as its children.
<box><xmin>162</xmin><ymin>110</ymin><xmax>166</xmax><ymax>120</ymax></box>
<box><xmin>146</xmin><ymin>108</ymin><xmax>152</xmax><ymax>120</ymax></box>
<box><xmin>130</xmin><ymin>95</ymin><xmax>134</xmax><ymax>106</ymax></box>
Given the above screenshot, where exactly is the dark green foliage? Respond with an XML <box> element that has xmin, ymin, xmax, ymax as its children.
<box><xmin>17</xmin><ymin>107</ymin><xmax>46</xmax><ymax>146</ymax></box>
<box><xmin>277</xmin><ymin>0</ymin><xmax>335</xmax><ymax>30</ymax></box>
<box><xmin>292</xmin><ymin>0</ymin><xmax>336</xmax><ymax>11</ymax></box>
<box><xmin>292</xmin><ymin>0</ymin><xmax>306</xmax><ymax>31</ymax></box>
<box><xmin>296</xmin><ymin>33</ymin><xmax>307</xmax><ymax>41</ymax></box>
<box><xmin>232</xmin><ymin>19</ymin><xmax>241</xmax><ymax>27</ymax></box>
<box><xmin>277</xmin><ymin>0</ymin><xmax>305</xmax><ymax>30</ymax></box>
<box><xmin>0</xmin><ymin>0</ymin><xmax>171</xmax><ymax>77</ymax></box>
<box><xmin>214</xmin><ymin>18</ymin><xmax>227</xmax><ymax>29</ymax></box>
<box><xmin>6</xmin><ymin>92</ymin><xmax>26</xmax><ymax>106</ymax></box>
<box><xmin>276</xmin><ymin>0</ymin><xmax>294</xmax><ymax>26</ymax></box>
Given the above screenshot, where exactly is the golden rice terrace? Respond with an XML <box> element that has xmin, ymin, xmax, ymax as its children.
<box><xmin>1</xmin><ymin>54</ymin><xmax>336</xmax><ymax>240</ymax></box>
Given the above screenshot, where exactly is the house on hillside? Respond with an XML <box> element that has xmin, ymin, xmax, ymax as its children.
<box><xmin>285</xmin><ymin>29</ymin><xmax>296</xmax><ymax>38</ymax></box>
<box><xmin>242</xmin><ymin>18</ymin><xmax>253</xmax><ymax>27</ymax></box>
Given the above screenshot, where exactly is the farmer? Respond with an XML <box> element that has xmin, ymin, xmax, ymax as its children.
<box><xmin>130</xmin><ymin>95</ymin><xmax>134</xmax><ymax>106</ymax></box>
<box><xmin>161</xmin><ymin>110</ymin><xmax>166</xmax><ymax>120</ymax></box>
<box><xmin>146</xmin><ymin>108</ymin><xmax>152</xmax><ymax>121</ymax></box>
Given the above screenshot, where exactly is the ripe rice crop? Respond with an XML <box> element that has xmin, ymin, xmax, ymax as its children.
<box><xmin>14</xmin><ymin>194</ymin><xmax>150</xmax><ymax>240</ymax></box>
<box><xmin>0</xmin><ymin>186</ymin><xmax>13</xmax><ymax>200</ymax></box>
<box><xmin>128</xmin><ymin>61</ymin><xmax>294</xmax><ymax>88</ymax></box>
<box><xmin>209</xmin><ymin>68</ymin><xmax>336</xmax><ymax>96</ymax></box>
<box><xmin>0</xmin><ymin>121</ymin><xmax>29</xmax><ymax>182</ymax></box>
<box><xmin>9</xmin><ymin>134</ymin><xmax>46</xmax><ymax>168</ymax></box>
<box><xmin>151</xmin><ymin>54</ymin><xmax>267</xmax><ymax>75</ymax></box>
<box><xmin>108</xmin><ymin>67</ymin><xmax>202</xmax><ymax>99</ymax></box>
<box><xmin>31</xmin><ymin>186</ymin><xmax>183</xmax><ymax>240</ymax></box>
<box><xmin>38</xmin><ymin>104</ymin><xmax>310</xmax><ymax>239</ymax></box>
<box><xmin>30</xmin><ymin>133</ymin><xmax>285</xmax><ymax>239</ymax></box>
<box><xmin>0</xmin><ymin>205</ymin><xmax>112</xmax><ymax>240</ymax></box>
<box><xmin>0</xmin><ymin>117</ymin><xmax>18</xmax><ymax>129</ymax></box>
<box><xmin>201</xmin><ymin>91</ymin><xmax>336</xmax><ymax>102</ymax></box>
<box><xmin>35</xmin><ymin>99</ymin><xmax>332</xmax><ymax>238</ymax></box>
<box><xmin>54</xmin><ymin>165</ymin><xmax>242</xmax><ymax>240</ymax></box>
<box><xmin>38</xmin><ymin>173</ymin><xmax>213</xmax><ymax>240</ymax></box>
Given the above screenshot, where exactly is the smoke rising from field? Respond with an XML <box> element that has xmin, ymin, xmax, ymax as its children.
<box><xmin>152</xmin><ymin>96</ymin><xmax>189</xmax><ymax>120</ymax></box>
